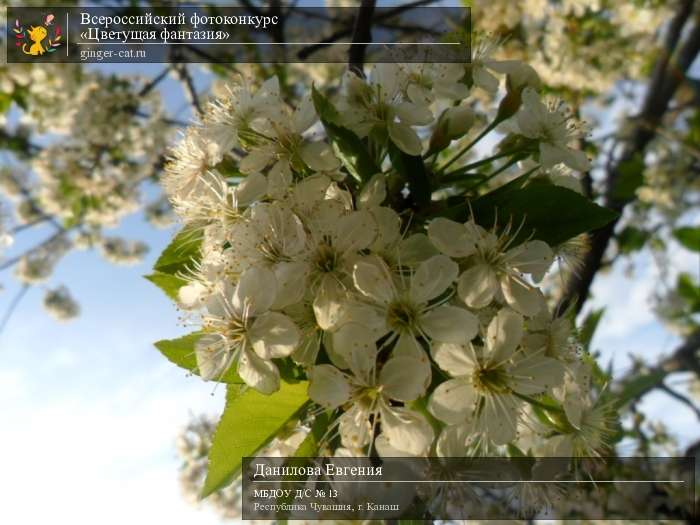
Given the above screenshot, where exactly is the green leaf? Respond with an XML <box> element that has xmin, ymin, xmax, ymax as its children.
<box><xmin>579</xmin><ymin>308</ymin><xmax>604</xmax><ymax>353</ymax></box>
<box><xmin>673</xmin><ymin>226</ymin><xmax>700</xmax><ymax>252</ymax></box>
<box><xmin>154</xmin><ymin>333</ymin><xmax>243</xmax><ymax>384</ymax></box>
<box><xmin>677</xmin><ymin>273</ymin><xmax>700</xmax><ymax>312</ymax></box>
<box><xmin>611</xmin><ymin>154</ymin><xmax>644</xmax><ymax>201</ymax></box>
<box><xmin>311</xmin><ymin>86</ymin><xmax>379</xmax><ymax>183</ymax></box>
<box><xmin>388</xmin><ymin>142</ymin><xmax>431</xmax><ymax>209</ymax></box>
<box><xmin>616</xmin><ymin>369</ymin><xmax>667</xmax><ymax>407</ymax></box>
<box><xmin>617</xmin><ymin>226</ymin><xmax>649</xmax><ymax>254</ymax></box>
<box><xmin>145</xmin><ymin>271</ymin><xmax>187</xmax><ymax>301</ymax></box>
<box><xmin>202</xmin><ymin>382</ymin><xmax>310</xmax><ymax>498</ymax></box>
<box><xmin>447</xmin><ymin>177</ymin><xmax>618</xmax><ymax>246</ymax></box>
<box><xmin>154</xmin><ymin>227</ymin><xmax>203</xmax><ymax>275</ymax></box>
<box><xmin>292</xmin><ymin>411</ymin><xmax>331</xmax><ymax>458</ymax></box>
<box><xmin>0</xmin><ymin>92</ymin><xmax>12</xmax><ymax>114</ymax></box>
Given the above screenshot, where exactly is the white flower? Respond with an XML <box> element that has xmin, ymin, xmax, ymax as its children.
<box><xmin>428</xmin><ymin>308</ymin><xmax>565</xmax><ymax>445</ymax></box>
<box><xmin>338</xmin><ymin>64</ymin><xmax>433</xmax><ymax>155</ymax></box>
<box><xmin>225</xmin><ymin>202</ymin><xmax>309</xmax><ymax>308</ymax></box>
<box><xmin>195</xmin><ymin>267</ymin><xmax>300</xmax><ymax>394</ymax></box>
<box><xmin>308</xmin><ymin>326</ymin><xmax>434</xmax><ymax>455</ymax></box>
<box><xmin>299</xmin><ymin>201</ymin><xmax>378</xmax><ymax>328</ymax></box>
<box><xmin>428</xmin><ymin>218</ymin><xmax>553</xmax><ymax>316</ymax></box>
<box><xmin>206</xmin><ymin>75</ymin><xmax>282</xmax><ymax>141</ymax></box>
<box><xmin>547</xmin><ymin>362</ymin><xmax>616</xmax><ymax>457</ymax></box>
<box><xmin>399</xmin><ymin>63</ymin><xmax>469</xmax><ymax>107</ymax></box>
<box><xmin>43</xmin><ymin>285</ymin><xmax>80</xmax><ymax>321</ymax></box>
<box><xmin>240</xmin><ymin>94</ymin><xmax>340</xmax><ymax>178</ymax></box>
<box><xmin>516</xmin><ymin>87</ymin><xmax>590</xmax><ymax>171</ymax></box>
<box><xmin>348</xmin><ymin>254</ymin><xmax>479</xmax><ymax>377</ymax></box>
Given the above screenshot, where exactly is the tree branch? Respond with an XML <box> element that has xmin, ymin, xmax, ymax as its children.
<box><xmin>558</xmin><ymin>3</ymin><xmax>700</xmax><ymax>314</ymax></box>
<box><xmin>297</xmin><ymin>0</ymin><xmax>438</xmax><ymax>60</ymax></box>
<box><xmin>348</xmin><ymin>0</ymin><xmax>376</xmax><ymax>76</ymax></box>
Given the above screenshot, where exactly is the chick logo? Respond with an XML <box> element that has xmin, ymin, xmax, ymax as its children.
<box><xmin>13</xmin><ymin>14</ymin><xmax>62</xmax><ymax>57</ymax></box>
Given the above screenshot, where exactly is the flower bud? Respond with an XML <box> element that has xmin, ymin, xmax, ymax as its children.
<box><xmin>443</xmin><ymin>104</ymin><xmax>475</xmax><ymax>140</ymax></box>
<box><xmin>428</xmin><ymin>105</ymin><xmax>475</xmax><ymax>154</ymax></box>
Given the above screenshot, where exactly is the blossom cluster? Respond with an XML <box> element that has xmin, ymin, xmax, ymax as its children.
<box><xmin>163</xmin><ymin>61</ymin><xmax>613</xmax><ymax>460</ymax></box>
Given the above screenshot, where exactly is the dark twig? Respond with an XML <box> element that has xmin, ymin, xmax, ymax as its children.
<box><xmin>0</xmin><ymin>284</ymin><xmax>30</xmax><ymax>335</ymax></box>
<box><xmin>297</xmin><ymin>0</ymin><xmax>438</xmax><ymax>60</ymax></box>
<box><xmin>348</xmin><ymin>0</ymin><xmax>376</xmax><ymax>75</ymax></box>
<box><xmin>659</xmin><ymin>383</ymin><xmax>700</xmax><ymax>420</ymax></box>
<box><xmin>174</xmin><ymin>64</ymin><xmax>203</xmax><ymax>116</ymax></box>
<box><xmin>138</xmin><ymin>65</ymin><xmax>172</xmax><ymax>97</ymax></box>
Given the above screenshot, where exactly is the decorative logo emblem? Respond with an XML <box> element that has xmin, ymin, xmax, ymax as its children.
<box><xmin>13</xmin><ymin>14</ymin><xmax>62</xmax><ymax>56</ymax></box>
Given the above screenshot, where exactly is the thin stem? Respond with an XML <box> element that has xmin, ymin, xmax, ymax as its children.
<box><xmin>513</xmin><ymin>392</ymin><xmax>565</xmax><ymax>414</ymax></box>
<box><xmin>442</xmin><ymin>148</ymin><xmax>522</xmax><ymax>179</ymax></box>
<box><xmin>459</xmin><ymin>156</ymin><xmax>530</xmax><ymax>193</ymax></box>
<box><xmin>437</xmin><ymin>120</ymin><xmax>499</xmax><ymax>173</ymax></box>
<box><xmin>0</xmin><ymin>284</ymin><xmax>30</xmax><ymax>335</ymax></box>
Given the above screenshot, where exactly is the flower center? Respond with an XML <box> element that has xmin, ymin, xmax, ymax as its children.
<box><xmin>473</xmin><ymin>365</ymin><xmax>510</xmax><ymax>394</ymax></box>
<box><xmin>313</xmin><ymin>236</ymin><xmax>338</xmax><ymax>273</ymax></box>
<box><xmin>225</xmin><ymin>316</ymin><xmax>248</xmax><ymax>344</ymax></box>
<box><xmin>258</xmin><ymin>235</ymin><xmax>289</xmax><ymax>264</ymax></box>
<box><xmin>386</xmin><ymin>299</ymin><xmax>419</xmax><ymax>332</ymax></box>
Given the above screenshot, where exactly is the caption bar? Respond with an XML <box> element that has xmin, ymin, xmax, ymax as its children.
<box><xmin>242</xmin><ymin>456</ymin><xmax>696</xmax><ymax>520</ymax></box>
<box><xmin>5</xmin><ymin>6</ymin><xmax>471</xmax><ymax>64</ymax></box>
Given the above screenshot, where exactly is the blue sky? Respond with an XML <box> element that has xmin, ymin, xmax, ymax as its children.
<box><xmin>1</xmin><ymin>14</ymin><xmax>700</xmax><ymax>525</ymax></box>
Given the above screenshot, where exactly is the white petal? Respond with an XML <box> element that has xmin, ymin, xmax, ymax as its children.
<box><xmin>292</xmin><ymin>94</ymin><xmax>317</xmax><ymax>133</ymax></box>
<box><xmin>410</xmin><ymin>254</ymin><xmax>458</xmax><ymax>304</ymax></box>
<box><xmin>374</xmin><ymin>434</ymin><xmax>416</xmax><ymax>457</ymax></box>
<box><xmin>238</xmin><ymin>348</ymin><xmax>280</xmax><ymax>394</ymax></box>
<box><xmin>334</xmin><ymin>210</ymin><xmax>378</xmax><ymax>253</ymax></box>
<box><xmin>563</xmin><ymin>146</ymin><xmax>591</xmax><ymax>172</ymax></box>
<box><xmin>234</xmin><ymin>172</ymin><xmax>267</xmax><ymax>206</ymax></box>
<box><xmin>369</xmin><ymin>206</ymin><xmax>401</xmax><ymax>250</ymax></box>
<box><xmin>333</xmin><ymin>323</ymin><xmax>376</xmax><ymax>384</ymax></box>
<box><xmin>481</xmin><ymin>393</ymin><xmax>520</xmax><ymax>444</ymax></box>
<box><xmin>510</xmin><ymin>355</ymin><xmax>565</xmax><ymax>395</ymax></box>
<box><xmin>473</xmin><ymin>66</ymin><xmax>499</xmax><ymax>92</ymax></box>
<box><xmin>233</xmin><ymin>266</ymin><xmax>277</xmax><ymax>317</ymax></box>
<box><xmin>395</xmin><ymin>101</ymin><xmax>433</xmax><ymax>126</ymax></box>
<box><xmin>420</xmin><ymin>305</ymin><xmax>478</xmax><ymax>344</ymax></box>
<box><xmin>501</xmin><ymin>276</ymin><xmax>545</xmax><ymax>317</ymax></box>
<box><xmin>308</xmin><ymin>365</ymin><xmax>352</xmax><ymax>409</ymax></box>
<box><xmin>388</xmin><ymin>121</ymin><xmax>423</xmax><ymax>156</ymax></box>
<box><xmin>380</xmin><ymin>404</ymin><xmax>434</xmax><ymax>456</ymax></box>
<box><xmin>178</xmin><ymin>281</ymin><xmax>208</xmax><ymax>307</ymax></box>
<box><xmin>352</xmin><ymin>258</ymin><xmax>395</xmax><ymax>305</ymax></box>
<box><xmin>431</xmin><ymin>341</ymin><xmax>476</xmax><ymax>377</ymax></box>
<box><xmin>392</xmin><ymin>334</ymin><xmax>432</xmax><ymax>392</ymax></box>
<box><xmin>312</xmin><ymin>279</ymin><xmax>346</xmax><ymax>330</ymax></box>
<box><xmin>397</xmin><ymin>233</ymin><xmax>439</xmax><ymax>265</ymax></box>
<box><xmin>271</xmin><ymin>261</ymin><xmax>308</xmax><ymax>309</ymax></box>
<box><xmin>485</xmin><ymin>308</ymin><xmax>523</xmax><ymax>365</ymax></box>
<box><xmin>195</xmin><ymin>334</ymin><xmax>233</xmax><ymax>381</ymax></box>
<box><xmin>250</xmin><ymin>311</ymin><xmax>300</xmax><ymax>359</ymax></box>
<box><xmin>380</xmin><ymin>356</ymin><xmax>430</xmax><ymax>402</ymax></box>
<box><xmin>539</xmin><ymin>142</ymin><xmax>569</xmax><ymax>170</ymax></box>
<box><xmin>427</xmin><ymin>217</ymin><xmax>476</xmax><ymax>258</ymax></box>
<box><xmin>506</xmin><ymin>240</ymin><xmax>553</xmax><ymax>282</ymax></box>
<box><xmin>428</xmin><ymin>378</ymin><xmax>476</xmax><ymax>425</ymax></box>
<box><xmin>240</xmin><ymin>147</ymin><xmax>273</xmax><ymax>174</ymax></box>
<box><xmin>436</xmin><ymin>423</ymin><xmax>471</xmax><ymax>457</ymax></box>
<box><xmin>300</xmin><ymin>141</ymin><xmax>340</xmax><ymax>172</ymax></box>
<box><xmin>266</xmin><ymin>160</ymin><xmax>293</xmax><ymax>199</ymax></box>
<box><xmin>358</xmin><ymin>173</ymin><xmax>387</xmax><ymax>209</ymax></box>
<box><xmin>457</xmin><ymin>264</ymin><xmax>498</xmax><ymax>308</ymax></box>
<box><xmin>339</xmin><ymin>403</ymin><xmax>372</xmax><ymax>449</ymax></box>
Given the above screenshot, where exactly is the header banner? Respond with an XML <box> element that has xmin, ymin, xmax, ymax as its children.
<box><xmin>5</xmin><ymin>5</ymin><xmax>471</xmax><ymax>64</ymax></box>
